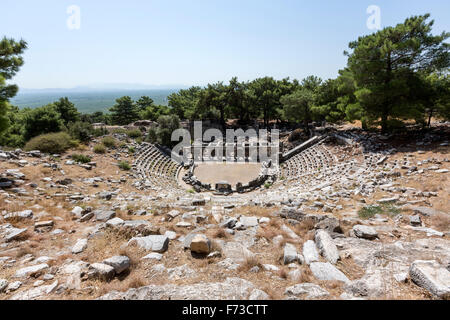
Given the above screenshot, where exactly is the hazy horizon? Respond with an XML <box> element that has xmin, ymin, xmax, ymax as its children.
<box><xmin>10</xmin><ymin>88</ymin><xmax>179</xmax><ymax>114</ymax></box>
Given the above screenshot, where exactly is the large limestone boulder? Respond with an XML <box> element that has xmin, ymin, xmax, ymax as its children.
<box><xmin>315</xmin><ymin>230</ymin><xmax>340</xmax><ymax>264</ymax></box>
<box><xmin>310</xmin><ymin>262</ymin><xmax>350</xmax><ymax>283</ymax></box>
<box><xmin>0</xmin><ymin>279</ymin><xmax>8</xmax><ymax>293</ymax></box>
<box><xmin>94</xmin><ymin>210</ymin><xmax>116</xmax><ymax>222</ymax></box>
<box><xmin>353</xmin><ymin>225</ymin><xmax>378</xmax><ymax>240</ymax></box>
<box><xmin>103</xmin><ymin>256</ymin><xmax>131</xmax><ymax>274</ymax></box>
<box><xmin>190</xmin><ymin>234</ymin><xmax>211</xmax><ymax>254</ymax></box>
<box><xmin>14</xmin><ymin>264</ymin><xmax>49</xmax><ymax>278</ymax></box>
<box><xmin>283</xmin><ymin>243</ymin><xmax>298</xmax><ymax>264</ymax></box>
<box><xmin>409</xmin><ymin>260</ymin><xmax>450</xmax><ymax>299</ymax></box>
<box><xmin>88</xmin><ymin>263</ymin><xmax>116</xmax><ymax>281</ymax></box>
<box><xmin>284</xmin><ymin>283</ymin><xmax>330</xmax><ymax>300</ymax></box>
<box><xmin>128</xmin><ymin>235</ymin><xmax>169</xmax><ymax>253</ymax></box>
<box><xmin>302</xmin><ymin>240</ymin><xmax>319</xmax><ymax>265</ymax></box>
<box><xmin>72</xmin><ymin>238</ymin><xmax>88</xmax><ymax>254</ymax></box>
<box><xmin>98</xmin><ymin>277</ymin><xmax>256</xmax><ymax>300</ymax></box>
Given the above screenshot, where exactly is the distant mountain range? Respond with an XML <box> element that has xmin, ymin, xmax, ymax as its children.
<box><xmin>19</xmin><ymin>83</ymin><xmax>190</xmax><ymax>93</ymax></box>
<box><xmin>11</xmin><ymin>85</ymin><xmax>187</xmax><ymax>114</ymax></box>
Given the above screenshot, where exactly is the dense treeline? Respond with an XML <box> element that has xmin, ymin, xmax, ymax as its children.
<box><xmin>164</xmin><ymin>14</ymin><xmax>449</xmax><ymax>133</ymax></box>
<box><xmin>0</xmin><ymin>14</ymin><xmax>449</xmax><ymax>149</ymax></box>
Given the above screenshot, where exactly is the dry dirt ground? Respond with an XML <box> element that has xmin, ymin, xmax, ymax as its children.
<box><xmin>193</xmin><ymin>163</ymin><xmax>262</xmax><ymax>185</ymax></box>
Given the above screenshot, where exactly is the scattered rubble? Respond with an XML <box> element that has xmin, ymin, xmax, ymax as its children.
<box><xmin>1</xmin><ymin>125</ymin><xmax>449</xmax><ymax>300</ymax></box>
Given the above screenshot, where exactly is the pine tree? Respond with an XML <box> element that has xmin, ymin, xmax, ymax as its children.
<box><xmin>109</xmin><ymin>96</ymin><xmax>139</xmax><ymax>125</ymax></box>
<box><xmin>345</xmin><ymin>14</ymin><xmax>449</xmax><ymax>132</ymax></box>
<box><xmin>0</xmin><ymin>37</ymin><xmax>27</xmax><ymax>135</ymax></box>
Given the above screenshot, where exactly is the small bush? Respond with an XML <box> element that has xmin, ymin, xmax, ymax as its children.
<box><xmin>67</xmin><ymin>121</ymin><xmax>93</xmax><ymax>143</ymax></box>
<box><xmin>118</xmin><ymin>141</ymin><xmax>127</xmax><ymax>148</ymax></box>
<box><xmin>381</xmin><ymin>203</ymin><xmax>401</xmax><ymax>217</ymax></box>
<box><xmin>118</xmin><ymin>161</ymin><xmax>131</xmax><ymax>171</ymax></box>
<box><xmin>24</xmin><ymin>132</ymin><xmax>74</xmax><ymax>154</ymax></box>
<box><xmin>102</xmin><ymin>136</ymin><xmax>117</xmax><ymax>148</ymax></box>
<box><xmin>358</xmin><ymin>205</ymin><xmax>383</xmax><ymax>219</ymax></box>
<box><xmin>358</xmin><ymin>204</ymin><xmax>400</xmax><ymax>219</ymax></box>
<box><xmin>93</xmin><ymin>144</ymin><xmax>106</xmax><ymax>154</ymax></box>
<box><xmin>386</xmin><ymin>119</ymin><xmax>407</xmax><ymax>133</ymax></box>
<box><xmin>128</xmin><ymin>146</ymin><xmax>135</xmax><ymax>154</ymax></box>
<box><xmin>93</xmin><ymin>127</ymin><xmax>108</xmax><ymax>137</ymax></box>
<box><xmin>72</xmin><ymin>154</ymin><xmax>91</xmax><ymax>164</ymax></box>
<box><xmin>112</xmin><ymin>128</ymin><xmax>127</xmax><ymax>134</ymax></box>
<box><xmin>127</xmin><ymin>129</ymin><xmax>142</xmax><ymax>138</ymax></box>
<box><xmin>145</xmin><ymin>128</ymin><xmax>157</xmax><ymax>143</ymax></box>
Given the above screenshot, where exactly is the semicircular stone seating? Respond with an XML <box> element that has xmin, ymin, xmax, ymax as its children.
<box><xmin>277</xmin><ymin>137</ymin><xmax>395</xmax><ymax>193</ymax></box>
<box><xmin>132</xmin><ymin>143</ymin><xmax>182</xmax><ymax>191</ymax></box>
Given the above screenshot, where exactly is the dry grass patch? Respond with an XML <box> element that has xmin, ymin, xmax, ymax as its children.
<box><xmin>206</xmin><ymin>227</ymin><xmax>230</xmax><ymax>240</ymax></box>
<box><xmin>317</xmin><ymin>279</ymin><xmax>344</xmax><ymax>298</ymax></box>
<box><xmin>40</xmin><ymin>167</ymin><xmax>52</xmax><ymax>175</ymax></box>
<box><xmin>238</xmin><ymin>254</ymin><xmax>263</xmax><ymax>272</ymax></box>
<box><xmin>268</xmin><ymin>218</ymin><xmax>281</xmax><ymax>228</ymax></box>
<box><xmin>118</xmin><ymin>245</ymin><xmax>144</xmax><ymax>270</ymax></box>
<box><xmin>15</xmin><ymin>244</ymin><xmax>33</xmax><ymax>258</ymax></box>
<box><xmin>429</xmin><ymin>213</ymin><xmax>450</xmax><ymax>232</ymax></box>
<box><xmin>257</xmin><ymin>226</ymin><xmax>277</xmax><ymax>241</ymax></box>
<box><xmin>388</xmin><ymin>279</ymin><xmax>434</xmax><ymax>300</ymax></box>
<box><xmin>298</xmin><ymin>265</ymin><xmax>314</xmax><ymax>283</ymax></box>
<box><xmin>50</xmin><ymin>253</ymin><xmax>75</xmax><ymax>266</ymax></box>
<box><xmin>260</xmin><ymin>285</ymin><xmax>280</xmax><ymax>300</ymax></box>
<box><xmin>277</xmin><ymin>268</ymin><xmax>288</xmax><ymax>280</ymax></box>
<box><xmin>335</xmin><ymin>257</ymin><xmax>365</xmax><ymax>281</ymax></box>
<box><xmin>210</xmin><ymin>239</ymin><xmax>223</xmax><ymax>255</ymax></box>
<box><xmin>294</xmin><ymin>219</ymin><xmax>316</xmax><ymax>238</ymax></box>
<box><xmin>80</xmin><ymin>229</ymin><xmax>129</xmax><ymax>263</ymax></box>
<box><xmin>97</xmin><ymin>272</ymin><xmax>147</xmax><ymax>297</ymax></box>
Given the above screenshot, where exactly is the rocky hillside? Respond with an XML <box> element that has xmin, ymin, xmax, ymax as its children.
<box><xmin>0</xmin><ymin>125</ymin><xmax>449</xmax><ymax>300</ymax></box>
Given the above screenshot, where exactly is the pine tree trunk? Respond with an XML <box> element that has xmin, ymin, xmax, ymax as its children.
<box><xmin>427</xmin><ymin>109</ymin><xmax>433</xmax><ymax>128</ymax></box>
<box><xmin>381</xmin><ymin>113</ymin><xmax>388</xmax><ymax>134</ymax></box>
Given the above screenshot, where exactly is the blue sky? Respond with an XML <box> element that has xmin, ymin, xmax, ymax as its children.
<box><xmin>1</xmin><ymin>0</ymin><xmax>449</xmax><ymax>89</ymax></box>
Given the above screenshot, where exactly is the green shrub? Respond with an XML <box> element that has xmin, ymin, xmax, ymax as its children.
<box><xmin>264</xmin><ymin>182</ymin><xmax>273</xmax><ymax>189</ymax></box>
<box><xmin>67</xmin><ymin>121</ymin><xmax>93</xmax><ymax>143</ymax></box>
<box><xmin>358</xmin><ymin>205</ymin><xmax>383</xmax><ymax>219</ymax></box>
<box><xmin>381</xmin><ymin>203</ymin><xmax>401</xmax><ymax>217</ymax></box>
<box><xmin>127</xmin><ymin>129</ymin><xmax>142</xmax><ymax>138</ymax></box>
<box><xmin>102</xmin><ymin>136</ymin><xmax>117</xmax><ymax>148</ymax></box>
<box><xmin>93</xmin><ymin>144</ymin><xmax>106</xmax><ymax>154</ymax></box>
<box><xmin>386</xmin><ymin>119</ymin><xmax>407</xmax><ymax>133</ymax></box>
<box><xmin>358</xmin><ymin>203</ymin><xmax>400</xmax><ymax>219</ymax></box>
<box><xmin>128</xmin><ymin>146</ymin><xmax>135</xmax><ymax>154</ymax></box>
<box><xmin>112</xmin><ymin>128</ymin><xmax>127</xmax><ymax>134</ymax></box>
<box><xmin>24</xmin><ymin>132</ymin><xmax>74</xmax><ymax>154</ymax></box>
<box><xmin>92</xmin><ymin>127</ymin><xmax>108</xmax><ymax>137</ymax></box>
<box><xmin>146</xmin><ymin>128</ymin><xmax>157</xmax><ymax>143</ymax></box>
<box><xmin>72</xmin><ymin>154</ymin><xmax>91</xmax><ymax>164</ymax></box>
<box><xmin>118</xmin><ymin>141</ymin><xmax>127</xmax><ymax>148</ymax></box>
<box><xmin>118</xmin><ymin>160</ymin><xmax>131</xmax><ymax>171</ymax></box>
